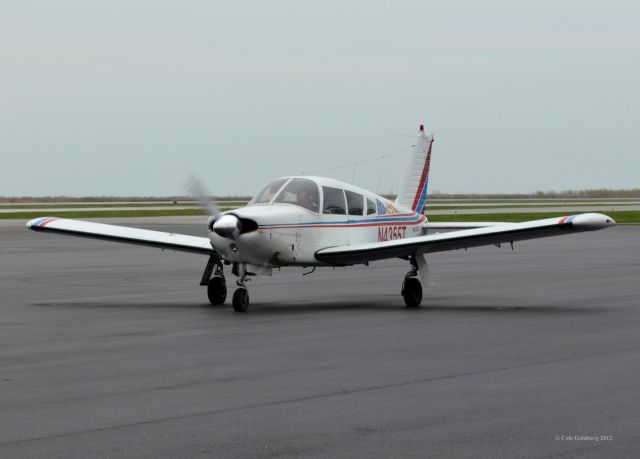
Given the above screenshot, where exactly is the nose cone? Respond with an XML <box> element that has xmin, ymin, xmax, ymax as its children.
<box><xmin>213</xmin><ymin>214</ymin><xmax>242</xmax><ymax>239</ymax></box>
<box><xmin>571</xmin><ymin>213</ymin><xmax>616</xmax><ymax>230</ymax></box>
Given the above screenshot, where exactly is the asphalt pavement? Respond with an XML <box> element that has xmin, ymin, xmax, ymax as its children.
<box><xmin>1</xmin><ymin>222</ymin><xmax>638</xmax><ymax>458</ymax></box>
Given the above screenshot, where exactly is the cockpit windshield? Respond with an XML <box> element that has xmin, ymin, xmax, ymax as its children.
<box><xmin>249</xmin><ymin>178</ymin><xmax>288</xmax><ymax>205</ymax></box>
<box><xmin>273</xmin><ymin>178</ymin><xmax>320</xmax><ymax>213</ymax></box>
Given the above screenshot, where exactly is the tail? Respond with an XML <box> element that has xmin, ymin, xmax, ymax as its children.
<box><xmin>395</xmin><ymin>124</ymin><xmax>433</xmax><ymax>214</ymax></box>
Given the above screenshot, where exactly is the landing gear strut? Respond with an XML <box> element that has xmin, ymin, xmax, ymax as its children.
<box><xmin>401</xmin><ymin>256</ymin><xmax>423</xmax><ymax>307</ymax></box>
<box><xmin>202</xmin><ymin>256</ymin><xmax>227</xmax><ymax>305</ymax></box>
<box><xmin>232</xmin><ymin>262</ymin><xmax>250</xmax><ymax>312</ymax></box>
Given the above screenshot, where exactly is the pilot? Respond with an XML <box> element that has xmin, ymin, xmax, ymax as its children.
<box><xmin>297</xmin><ymin>188</ymin><xmax>317</xmax><ymax>211</ymax></box>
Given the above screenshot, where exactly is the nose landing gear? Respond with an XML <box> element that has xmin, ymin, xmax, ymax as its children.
<box><xmin>201</xmin><ymin>256</ymin><xmax>252</xmax><ymax>312</ymax></box>
<box><xmin>232</xmin><ymin>286</ymin><xmax>250</xmax><ymax>312</ymax></box>
<box><xmin>231</xmin><ymin>262</ymin><xmax>250</xmax><ymax>312</ymax></box>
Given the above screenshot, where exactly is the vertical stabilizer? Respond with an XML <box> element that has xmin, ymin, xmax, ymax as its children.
<box><xmin>395</xmin><ymin>124</ymin><xmax>434</xmax><ymax>213</ymax></box>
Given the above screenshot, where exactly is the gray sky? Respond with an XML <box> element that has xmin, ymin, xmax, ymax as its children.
<box><xmin>2</xmin><ymin>0</ymin><xmax>638</xmax><ymax>197</ymax></box>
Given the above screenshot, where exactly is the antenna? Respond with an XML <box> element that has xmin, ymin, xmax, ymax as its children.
<box><xmin>302</xmin><ymin>144</ymin><xmax>414</xmax><ymax>176</ymax></box>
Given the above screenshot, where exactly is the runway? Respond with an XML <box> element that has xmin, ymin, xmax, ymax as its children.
<box><xmin>1</xmin><ymin>221</ymin><xmax>639</xmax><ymax>458</ymax></box>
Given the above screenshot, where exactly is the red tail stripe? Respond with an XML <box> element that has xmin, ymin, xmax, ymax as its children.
<box><xmin>410</xmin><ymin>139</ymin><xmax>433</xmax><ymax>211</ymax></box>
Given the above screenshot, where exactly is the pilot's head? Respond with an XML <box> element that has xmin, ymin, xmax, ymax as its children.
<box><xmin>297</xmin><ymin>189</ymin><xmax>311</xmax><ymax>203</ymax></box>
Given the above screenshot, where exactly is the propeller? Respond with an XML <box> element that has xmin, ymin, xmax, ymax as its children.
<box><xmin>186</xmin><ymin>175</ymin><xmax>243</xmax><ymax>240</ymax></box>
<box><xmin>186</xmin><ymin>175</ymin><xmax>270</xmax><ymax>273</ymax></box>
<box><xmin>186</xmin><ymin>175</ymin><xmax>221</xmax><ymax>218</ymax></box>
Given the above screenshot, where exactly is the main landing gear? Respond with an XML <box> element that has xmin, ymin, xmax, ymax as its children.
<box><xmin>201</xmin><ymin>256</ymin><xmax>251</xmax><ymax>312</ymax></box>
<box><xmin>207</xmin><ymin>275</ymin><xmax>226</xmax><ymax>305</ymax></box>
<box><xmin>202</xmin><ymin>256</ymin><xmax>227</xmax><ymax>305</ymax></box>
<box><xmin>203</xmin><ymin>255</ymin><xmax>425</xmax><ymax>312</ymax></box>
<box><xmin>401</xmin><ymin>256</ymin><xmax>423</xmax><ymax>307</ymax></box>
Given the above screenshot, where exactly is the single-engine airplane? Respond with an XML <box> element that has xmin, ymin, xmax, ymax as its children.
<box><xmin>27</xmin><ymin>125</ymin><xmax>616</xmax><ymax>311</ymax></box>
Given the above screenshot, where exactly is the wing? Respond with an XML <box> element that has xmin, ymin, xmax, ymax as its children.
<box><xmin>27</xmin><ymin>217</ymin><xmax>214</xmax><ymax>255</ymax></box>
<box><xmin>315</xmin><ymin>213</ymin><xmax>615</xmax><ymax>265</ymax></box>
<box><xmin>423</xmin><ymin>221</ymin><xmax>507</xmax><ymax>230</ymax></box>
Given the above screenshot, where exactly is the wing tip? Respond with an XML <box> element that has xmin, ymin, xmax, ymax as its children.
<box><xmin>26</xmin><ymin>216</ymin><xmax>57</xmax><ymax>231</ymax></box>
<box><xmin>561</xmin><ymin>213</ymin><xmax>616</xmax><ymax>230</ymax></box>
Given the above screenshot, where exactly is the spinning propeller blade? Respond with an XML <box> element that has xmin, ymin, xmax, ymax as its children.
<box><xmin>185</xmin><ymin>175</ymin><xmax>244</xmax><ymax>240</ymax></box>
<box><xmin>186</xmin><ymin>175</ymin><xmax>221</xmax><ymax>218</ymax></box>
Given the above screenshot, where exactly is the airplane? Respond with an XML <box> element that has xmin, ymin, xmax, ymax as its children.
<box><xmin>27</xmin><ymin>125</ymin><xmax>616</xmax><ymax>312</ymax></box>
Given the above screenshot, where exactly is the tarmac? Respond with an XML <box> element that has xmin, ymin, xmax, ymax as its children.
<box><xmin>1</xmin><ymin>221</ymin><xmax>639</xmax><ymax>458</ymax></box>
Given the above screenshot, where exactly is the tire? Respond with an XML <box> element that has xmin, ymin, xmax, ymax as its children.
<box><xmin>232</xmin><ymin>287</ymin><xmax>250</xmax><ymax>312</ymax></box>
<box><xmin>402</xmin><ymin>277</ymin><xmax>422</xmax><ymax>307</ymax></box>
<box><xmin>207</xmin><ymin>275</ymin><xmax>227</xmax><ymax>305</ymax></box>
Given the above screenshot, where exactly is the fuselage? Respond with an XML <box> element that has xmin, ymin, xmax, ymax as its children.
<box><xmin>209</xmin><ymin>176</ymin><xmax>426</xmax><ymax>267</ymax></box>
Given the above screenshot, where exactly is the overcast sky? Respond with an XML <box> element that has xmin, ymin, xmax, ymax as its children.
<box><xmin>1</xmin><ymin>0</ymin><xmax>638</xmax><ymax>197</ymax></box>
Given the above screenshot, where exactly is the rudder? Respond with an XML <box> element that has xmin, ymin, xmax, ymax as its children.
<box><xmin>395</xmin><ymin>124</ymin><xmax>433</xmax><ymax>213</ymax></box>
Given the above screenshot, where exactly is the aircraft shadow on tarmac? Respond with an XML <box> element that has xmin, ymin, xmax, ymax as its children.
<box><xmin>234</xmin><ymin>302</ymin><xmax>605</xmax><ymax>315</ymax></box>
<box><xmin>32</xmin><ymin>300</ymin><xmax>606</xmax><ymax>315</ymax></box>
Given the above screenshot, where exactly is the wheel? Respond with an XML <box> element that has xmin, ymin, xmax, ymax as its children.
<box><xmin>232</xmin><ymin>287</ymin><xmax>250</xmax><ymax>312</ymax></box>
<box><xmin>402</xmin><ymin>277</ymin><xmax>422</xmax><ymax>307</ymax></box>
<box><xmin>207</xmin><ymin>275</ymin><xmax>227</xmax><ymax>305</ymax></box>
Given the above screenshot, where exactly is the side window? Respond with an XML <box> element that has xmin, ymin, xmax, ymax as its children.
<box><xmin>366</xmin><ymin>198</ymin><xmax>376</xmax><ymax>215</ymax></box>
<box><xmin>346</xmin><ymin>191</ymin><xmax>364</xmax><ymax>216</ymax></box>
<box><xmin>322</xmin><ymin>187</ymin><xmax>346</xmax><ymax>215</ymax></box>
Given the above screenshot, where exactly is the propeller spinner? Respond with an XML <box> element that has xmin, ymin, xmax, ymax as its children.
<box><xmin>212</xmin><ymin>214</ymin><xmax>242</xmax><ymax>239</ymax></box>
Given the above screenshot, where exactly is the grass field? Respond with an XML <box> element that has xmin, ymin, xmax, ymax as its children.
<box><xmin>4</xmin><ymin>208</ymin><xmax>639</xmax><ymax>224</ymax></box>
<box><xmin>0</xmin><ymin>202</ymin><xmax>248</xmax><ymax>209</ymax></box>
<box><xmin>2</xmin><ymin>196</ymin><xmax>637</xmax><ymax>216</ymax></box>
<box><xmin>425</xmin><ymin>203</ymin><xmax>638</xmax><ymax>210</ymax></box>
<box><xmin>426</xmin><ymin>198</ymin><xmax>640</xmax><ymax>204</ymax></box>
<box><xmin>2</xmin><ymin>203</ymin><xmax>637</xmax><ymax>212</ymax></box>
<box><xmin>0</xmin><ymin>203</ymin><xmax>196</xmax><ymax>209</ymax></box>
<box><xmin>0</xmin><ymin>208</ymin><xmax>230</xmax><ymax>220</ymax></box>
<box><xmin>427</xmin><ymin>211</ymin><xmax>640</xmax><ymax>224</ymax></box>
<box><xmin>3</xmin><ymin>200</ymin><xmax>638</xmax><ymax>208</ymax></box>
